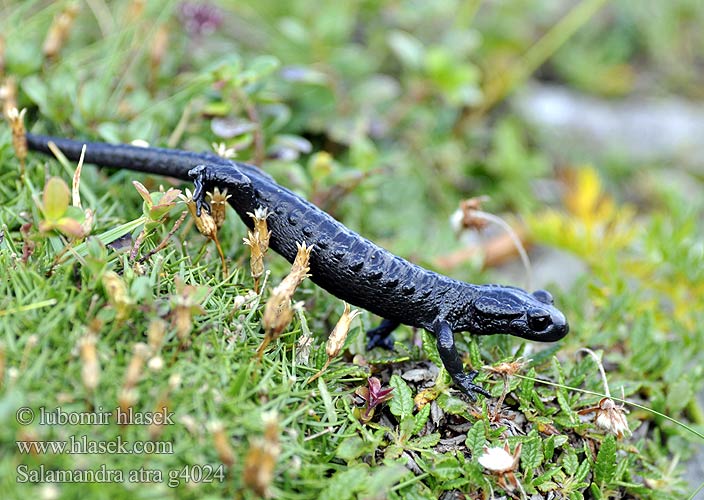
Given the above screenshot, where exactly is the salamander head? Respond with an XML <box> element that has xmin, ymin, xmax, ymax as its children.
<box><xmin>462</xmin><ymin>285</ymin><xmax>569</xmax><ymax>342</ymax></box>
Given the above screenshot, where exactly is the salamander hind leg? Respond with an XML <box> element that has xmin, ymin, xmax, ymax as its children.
<box><xmin>434</xmin><ymin>320</ymin><xmax>490</xmax><ymax>400</ymax></box>
<box><xmin>188</xmin><ymin>164</ymin><xmax>253</xmax><ymax>216</ymax></box>
<box><xmin>366</xmin><ymin>319</ymin><xmax>399</xmax><ymax>350</ymax></box>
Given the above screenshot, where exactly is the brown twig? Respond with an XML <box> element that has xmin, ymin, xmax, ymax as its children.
<box><xmin>138</xmin><ymin>210</ymin><xmax>188</xmax><ymax>264</ymax></box>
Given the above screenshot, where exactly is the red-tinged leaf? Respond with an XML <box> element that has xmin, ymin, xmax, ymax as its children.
<box><xmin>56</xmin><ymin>217</ymin><xmax>86</xmax><ymax>238</ymax></box>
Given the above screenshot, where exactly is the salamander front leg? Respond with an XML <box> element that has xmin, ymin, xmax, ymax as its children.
<box><xmin>188</xmin><ymin>163</ymin><xmax>254</xmax><ymax>216</ymax></box>
<box><xmin>366</xmin><ymin>319</ymin><xmax>399</xmax><ymax>350</ymax></box>
<box><xmin>188</xmin><ymin>165</ymin><xmax>211</xmax><ymax>216</ymax></box>
<box><xmin>434</xmin><ymin>320</ymin><xmax>490</xmax><ymax>400</ymax></box>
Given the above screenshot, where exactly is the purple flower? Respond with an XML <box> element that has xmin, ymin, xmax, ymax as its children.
<box><xmin>178</xmin><ymin>2</ymin><xmax>223</xmax><ymax>37</ymax></box>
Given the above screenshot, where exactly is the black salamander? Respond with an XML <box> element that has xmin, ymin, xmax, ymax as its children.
<box><xmin>26</xmin><ymin>133</ymin><xmax>569</xmax><ymax>399</ymax></box>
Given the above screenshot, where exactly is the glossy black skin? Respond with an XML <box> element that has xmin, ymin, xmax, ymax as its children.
<box><xmin>26</xmin><ymin>133</ymin><xmax>569</xmax><ymax>399</ymax></box>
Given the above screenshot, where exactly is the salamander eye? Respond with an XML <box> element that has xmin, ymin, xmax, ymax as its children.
<box><xmin>528</xmin><ymin>309</ymin><xmax>552</xmax><ymax>331</ymax></box>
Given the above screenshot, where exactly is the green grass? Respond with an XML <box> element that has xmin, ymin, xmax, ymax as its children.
<box><xmin>1</xmin><ymin>0</ymin><xmax>704</xmax><ymax>498</ymax></box>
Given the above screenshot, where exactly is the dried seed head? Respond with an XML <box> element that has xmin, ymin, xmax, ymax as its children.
<box><xmin>575</xmin><ymin>348</ymin><xmax>632</xmax><ymax>439</ymax></box>
<box><xmin>123</xmin><ymin>343</ymin><xmax>150</xmax><ymax>390</ymax></box>
<box><xmin>101</xmin><ymin>271</ymin><xmax>132</xmax><ymax>321</ymax></box>
<box><xmin>209</xmin><ymin>420</ymin><xmax>235</xmax><ymax>467</ymax></box>
<box><xmin>484</xmin><ymin>357</ymin><xmax>530</xmax><ymax>377</ymax></box>
<box><xmin>1</xmin><ymin>77</ymin><xmax>17</xmax><ymax>118</ymax></box>
<box><xmin>296</xmin><ymin>333</ymin><xmax>313</xmax><ymax>366</ymax></box>
<box><xmin>171</xmin><ymin>279</ymin><xmax>207</xmax><ymax>343</ymax></box>
<box><xmin>259</xmin><ymin>243</ymin><xmax>312</xmax><ymax>355</ymax></box>
<box><xmin>180</xmin><ymin>189</ymin><xmax>228</xmax><ymax>275</ymax></box>
<box><xmin>79</xmin><ymin>335</ymin><xmax>100</xmax><ymax>392</ymax></box>
<box><xmin>207</xmin><ymin>187</ymin><xmax>231</xmax><ymax>228</ymax></box>
<box><xmin>117</xmin><ymin>388</ymin><xmax>138</xmax><ymax>421</ymax></box>
<box><xmin>581</xmin><ymin>397</ymin><xmax>631</xmax><ymax>439</ymax></box>
<box><xmin>7</xmin><ymin>107</ymin><xmax>27</xmax><ymax>170</ymax></box>
<box><xmin>247</xmin><ymin>207</ymin><xmax>271</xmax><ymax>253</ymax></box>
<box><xmin>276</xmin><ymin>242</ymin><xmax>312</xmax><ymax>298</ymax></box>
<box><xmin>147</xmin><ymin>399</ymin><xmax>169</xmax><ymax>440</ymax></box>
<box><xmin>194</xmin><ymin>208</ymin><xmax>218</xmax><ymax>239</ymax></box>
<box><xmin>179</xmin><ymin>188</ymin><xmax>217</xmax><ymax>238</ymax></box>
<box><xmin>243</xmin><ymin>438</ymin><xmax>277</xmax><ymax>497</ymax></box>
<box><xmin>450</xmin><ymin>196</ymin><xmax>491</xmax><ymax>234</ymax></box>
<box><xmin>140</xmin><ymin>327</ymin><xmax>164</xmax><ymax>354</ymax></box>
<box><xmin>262</xmin><ymin>410</ymin><xmax>279</xmax><ymax>444</ymax></box>
<box><xmin>326</xmin><ymin>302</ymin><xmax>361</xmax><ymax>358</ymax></box>
<box><xmin>243</xmin><ymin>411</ymin><xmax>280</xmax><ymax>497</ymax></box>
<box><xmin>43</xmin><ymin>3</ymin><xmax>80</xmax><ymax>60</ymax></box>
<box><xmin>147</xmin><ymin>318</ymin><xmax>167</xmax><ymax>353</ymax></box>
<box><xmin>260</xmin><ymin>291</ymin><xmax>293</xmax><ymax>351</ymax></box>
<box><xmin>243</xmin><ymin>230</ymin><xmax>265</xmax><ymax>280</ymax></box>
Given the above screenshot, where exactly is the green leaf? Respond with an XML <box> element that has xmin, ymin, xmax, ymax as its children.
<box><xmin>562</xmin><ymin>448</ymin><xmax>578</xmax><ymax>475</ymax></box>
<box><xmin>420</xmin><ymin>330</ymin><xmax>441</xmax><ymax>366</ymax></box>
<box><xmin>543</xmin><ymin>435</ymin><xmax>556</xmax><ymax>462</ymax></box>
<box><xmin>533</xmin><ymin>466</ymin><xmax>561</xmax><ymax>487</ymax></box>
<box><xmin>241</xmin><ymin>55</ymin><xmax>280</xmax><ymax>84</ymax></box>
<box><xmin>387</xmin><ymin>30</ymin><xmax>425</xmax><ymax>69</ymax></box>
<box><xmin>436</xmin><ymin>393</ymin><xmax>467</xmax><ymax>415</ymax></box>
<box><xmin>666</xmin><ymin>377</ymin><xmax>692</xmax><ymax>413</ymax></box>
<box><xmin>429</xmin><ymin>455</ymin><xmax>462</xmax><ymax>481</ymax></box>
<box><xmin>465</xmin><ymin>420</ymin><xmax>486</xmax><ymax>458</ymax></box>
<box><xmin>336</xmin><ymin>436</ymin><xmax>372</xmax><ymax>461</ymax></box>
<box><xmin>21</xmin><ymin>75</ymin><xmax>49</xmax><ymax>112</ymax></box>
<box><xmin>575</xmin><ymin>457</ymin><xmax>591</xmax><ymax>483</ymax></box>
<box><xmin>410</xmin><ymin>432</ymin><xmax>440</xmax><ymax>449</ymax></box>
<box><xmin>362</xmin><ymin>464</ymin><xmax>409</xmax><ymax>496</ymax></box>
<box><xmin>521</xmin><ymin>434</ymin><xmax>544</xmax><ymax>470</ymax></box>
<box><xmin>589</xmin><ymin>482</ymin><xmax>603</xmax><ymax>499</ymax></box>
<box><xmin>412</xmin><ymin>402</ymin><xmax>430</xmax><ymax>435</ymax></box>
<box><xmin>389</xmin><ymin>375</ymin><xmax>414</xmax><ymax>421</ymax></box>
<box><xmin>319</xmin><ymin>464</ymin><xmax>368</xmax><ymax>500</ymax></box>
<box><xmin>468</xmin><ymin>337</ymin><xmax>482</xmax><ymax>368</ymax></box>
<box><xmin>79</xmin><ymin>79</ymin><xmax>109</xmax><ymax>121</ymax></box>
<box><xmin>318</xmin><ymin>377</ymin><xmax>338</xmax><ymax>425</ymax></box>
<box><xmin>43</xmin><ymin>177</ymin><xmax>70</xmax><ymax>221</ymax></box>
<box><xmin>594</xmin><ymin>434</ymin><xmax>617</xmax><ymax>486</ymax></box>
<box><xmin>96</xmin><ymin>122</ymin><xmax>123</xmax><ymax>143</ymax></box>
<box><xmin>399</xmin><ymin>414</ymin><xmax>416</xmax><ymax>440</ymax></box>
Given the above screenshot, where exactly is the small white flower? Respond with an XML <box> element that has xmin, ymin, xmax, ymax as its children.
<box><xmin>147</xmin><ymin>356</ymin><xmax>164</xmax><ymax>371</ymax></box>
<box><xmin>212</xmin><ymin>142</ymin><xmax>237</xmax><ymax>159</ymax></box>
<box><xmin>130</xmin><ymin>139</ymin><xmax>150</xmax><ymax>148</ymax></box>
<box><xmin>477</xmin><ymin>446</ymin><xmax>516</xmax><ymax>473</ymax></box>
<box><xmin>253</xmin><ymin>206</ymin><xmax>270</xmax><ymax>220</ymax></box>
